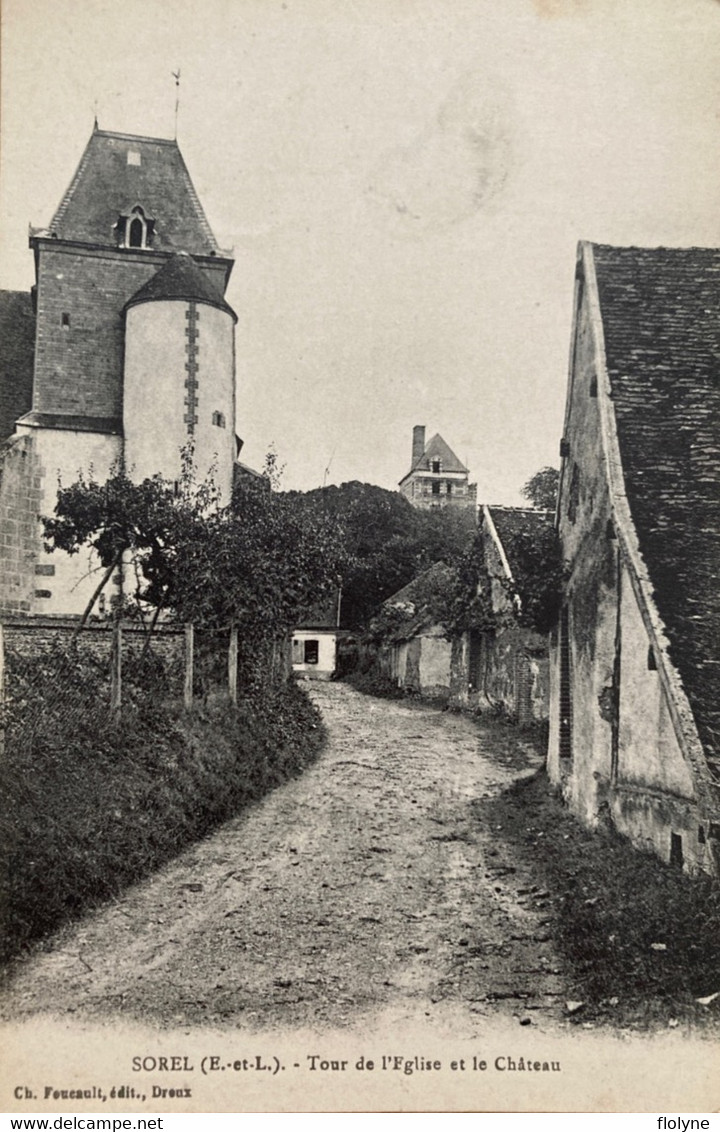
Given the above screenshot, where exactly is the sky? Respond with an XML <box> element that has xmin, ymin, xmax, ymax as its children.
<box><xmin>1</xmin><ymin>0</ymin><xmax>719</xmax><ymax>500</ymax></box>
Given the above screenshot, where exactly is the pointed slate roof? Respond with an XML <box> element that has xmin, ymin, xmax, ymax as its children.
<box><xmin>0</xmin><ymin>291</ymin><xmax>35</xmax><ymax>441</ymax></box>
<box><xmin>125</xmin><ymin>253</ymin><xmax>236</xmax><ymax>319</ymax></box>
<box><xmin>46</xmin><ymin>128</ymin><xmax>221</xmax><ymax>256</ymax></box>
<box><xmin>410</xmin><ymin>432</ymin><xmax>468</xmax><ymax>475</ymax></box>
<box><xmin>590</xmin><ymin>243</ymin><xmax>720</xmax><ymax>765</ymax></box>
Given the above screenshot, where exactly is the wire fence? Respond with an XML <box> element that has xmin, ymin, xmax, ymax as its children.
<box><xmin>0</xmin><ymin>618</ymin><xmax>256</xmax><ymax>754</ymax></box>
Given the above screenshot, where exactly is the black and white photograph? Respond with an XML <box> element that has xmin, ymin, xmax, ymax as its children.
<box><xmin>0</xmin><ymin>0</ymin><xmax>719</xmax><ymax>1115</ymax></box>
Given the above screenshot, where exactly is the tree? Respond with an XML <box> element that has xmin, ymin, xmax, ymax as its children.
<box><xmin>521</xmin><ymin>466</ymin><xmax>559</xmax><ymax>511</ymax></box>
<box><xmin>287</xmin><ymin>481</ymin><xmax>477</xmax><ymax>630</ymax></box>
<box><xmin>42</xmin><ymin>469</ymin><xmax>193</xmax><ymax>636</ymax></box>
<box><xmin>498</xmin><ymin>521</ymin><xmax>565</xmax><ymax>635</ymax></box>
<box><xmin>42</xmin><ymin>464</ymin><xmax>347</xmax><ymax>656</ymax></box>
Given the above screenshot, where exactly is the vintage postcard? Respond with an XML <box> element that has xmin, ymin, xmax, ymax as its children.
<box><xmin>1</xmin><ymin>0</ymin><xmax>719</xmax><ymax>1115</ymax></box>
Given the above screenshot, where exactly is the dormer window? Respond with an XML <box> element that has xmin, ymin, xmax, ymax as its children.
<box><xmin>431</xmin><ymin>459</ymin><xmax>441</xmax><ymax>473</ymax></box>
<box><xmin>115</xmin><ymin>205</ymin><xmax>154</xmax><ymax>250</ymax></box>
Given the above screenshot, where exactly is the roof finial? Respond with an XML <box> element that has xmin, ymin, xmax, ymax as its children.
<box><xmin>172</xmin><ymin>68</ymin><xmax>181</xmax><ymax>139</ymax></box>
<box><xmin>92</xmin><ymin>99</ymin><xmax>99</xmax><ymax>130</ymax></box>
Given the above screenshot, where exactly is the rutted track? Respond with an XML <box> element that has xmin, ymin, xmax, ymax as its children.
<box><xmin>1</xmin><ymin>683</ymin><xmax>569</xmax><ymax>1032</ymax></box>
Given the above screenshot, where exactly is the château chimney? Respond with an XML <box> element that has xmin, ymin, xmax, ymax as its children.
<box><xmin>412</xmin><ymin>425</ymin><xmax>426</xmax><ymax>466</ymax></box>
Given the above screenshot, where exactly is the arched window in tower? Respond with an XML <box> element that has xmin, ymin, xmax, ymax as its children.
<box><xmin>115</xmin><ymin>205</ymin><xmax>155</xmax><ymax>250</ymax></box>
<box><xmin>128</xmin><ymin>216</ymin><xmax>144</xmax><ymax>247</ymax></box>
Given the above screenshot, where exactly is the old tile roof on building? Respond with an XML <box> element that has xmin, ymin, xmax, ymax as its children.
<box><xmin>486</xmin><ymin>507</ymin><xmax>554</xmax><ymax>577</ymax></box>
<box><xmin>593</xmin><ymin>244</ymin><xmax>720</xmax><ymax>764</ymax></box>
<box><xmin>411</xmin><ymin>433</ymin><xmax>468</xmax><ymax>474</ymax></box>
<box><xmin>295</xmin><ymin>589</ymin><xmax>342</xmax><ymax>630</ymax></box>
<box><xmin>125</xmin><ymin>253</ymin><xmax>236</xmax><ymax>319</ymax></box>
<box><xmin>46</xmin><ymin>128</ymin><xmax>221</xmax><ymax>256</ymax></box>
<box><xmin>0</xmin><ymin>291</ymin><xmax>35</xmax><ymax>441</ymax></box>
<box><xmin>379</xmin><ymin>561</ymin><xmax>455</xmax><ymax>640</ymax></box>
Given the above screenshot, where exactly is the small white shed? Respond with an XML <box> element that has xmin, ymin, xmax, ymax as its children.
<box><xmin>291</xmin><ymin>628</ymin><xmax>338</xmax><ymax>681</ymax></box>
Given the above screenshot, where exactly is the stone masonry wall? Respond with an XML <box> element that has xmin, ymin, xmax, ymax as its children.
<box><xmin>33</xmin><ymin>244</ymin><xmax>230</xmax><ymax>420</ymax></box>
<box><xmin>0</xmin><ymin>435</ymin><xmax>44</xmax><ymax>615</ymax></box>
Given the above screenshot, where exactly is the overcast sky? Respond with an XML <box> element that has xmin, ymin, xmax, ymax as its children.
<box><xmin>2</xmin><ymin>0</ymin><xmax>719</xmax><ymax>500</ymax></box>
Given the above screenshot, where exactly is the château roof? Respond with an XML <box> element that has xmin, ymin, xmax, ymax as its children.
<box><xmin>591</xmin><ymin>243</ymin><xmax>720</xmax><ymax>765</ymax></box>
<box><xmin>400</xmin><ymin>433</ymin><xmax>468</xmax><ymax>485</ymax></box>
<box><xmin>44</xmin><ymin>127</ymin><xmax>222</xmax><ymax>257</ymax></box>
<box><xmin>125</xmin><ymin>253</ymin><xmax>236</xmax><ymax>320</ymax></box>
<box><xmin>0</xmin><ymin>291</ymin><xmax>35</xmax><ymax>441</ymax></box>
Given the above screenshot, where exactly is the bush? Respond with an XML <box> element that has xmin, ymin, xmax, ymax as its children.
<box><xmin>343</xmin><ymin>660</ymin><xmax>407</xmax><ymax>700</ymax></box>
<box><xmin>0</xmin><ymin>650</ymin><xmax>324</xmax><ymax>963</ymax></box>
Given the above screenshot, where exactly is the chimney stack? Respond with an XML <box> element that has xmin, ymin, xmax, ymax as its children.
<box><xmin>412</xmin><ymin>425</ymin><xmax>426</xmax><ymax>466</ymax></box>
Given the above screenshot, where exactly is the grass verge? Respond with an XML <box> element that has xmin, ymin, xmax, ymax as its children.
<box><xmin>478</xmin><ymin>770</ymin><xmax>720</xmax><ymax>1030</ymax></box>
<box><xmin>0</xmin><ymin>649</ymin><xmax>324</xmax><ymax>965</ymax></box>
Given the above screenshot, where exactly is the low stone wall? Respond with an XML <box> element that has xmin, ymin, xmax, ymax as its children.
<box><xmin>1</xmin><ymin>615</ymin><xmax>184</xmax><ymax>662</ymax></box>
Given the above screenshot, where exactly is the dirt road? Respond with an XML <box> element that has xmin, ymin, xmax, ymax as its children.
<box><xmin>1</xmin><ymin>683</ymin><xmax>569</xmax><ymax>1032</ymax></box>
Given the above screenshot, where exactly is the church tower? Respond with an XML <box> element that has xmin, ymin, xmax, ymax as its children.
<box><xmin>2</xmin><ymin>125</ymin><xmax>237</xmax><ymax>616</ymax></box>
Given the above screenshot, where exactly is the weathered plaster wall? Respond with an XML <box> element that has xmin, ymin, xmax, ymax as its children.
<box><xmin>417</xmin><ymin>633</ymin><xmax>452</xmax><ymax>700</ymax></box>
<box><xmin>450</xmin><ymin>627</ymin><xmax>547</xmax><ymax>723</ymax></box>
<box><xmin>616</xmin><ymin>560</ymin><xmax>694</xmax><ymax>799</ymax></box>
<box><xmin>609</xmin><ymin>558</ymin><xmax>710</xmax><ymax>871</ymax></box>
<box><xmin>14</xmin><ymin>424</ymin><xmax>121</xmax><ymax>617</ymax></box>
<box><xmin>387</xmin><ymin>629</ymin><xmax>451</xmax><ymax>700</ymax></box>
<box><xmin>548</xmin><ymin>284</ymin><xmax>617</xmax><ymax>826</ymax></box>
<box><xmin>550</xmin><ymin>259</ymin><xmax>716</xmax><ymax>874</ymax></box>
<box><xmin>124</xmin><ymin>300</ymin><xmax>235</xmax><ymax>500</ymax></box>
<box><xmin>449</xmin><ymin>519</ymin><xmax>549</xmax><ymax>723</ymax></box>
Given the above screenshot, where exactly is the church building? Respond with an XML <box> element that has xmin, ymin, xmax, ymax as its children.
<box><xmin>0</xmin><ymin>124</ymin><xmax>239</xmax><ymax>617</ymax></box>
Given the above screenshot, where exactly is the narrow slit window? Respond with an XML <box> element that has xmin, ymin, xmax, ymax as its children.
<box><xmin>61</xmin><ymin>312</ymin><xmax>70</xmax><ymax>328</ymax></box>
<box><xmin>128</xmin><ymin>217</ymin><xmax>144</xmax><ymax>247</ymax></box>
<box><xmin>212</xmin><ymin>410</ymin><xmax>226</xmax><ymax>428</ymax></box>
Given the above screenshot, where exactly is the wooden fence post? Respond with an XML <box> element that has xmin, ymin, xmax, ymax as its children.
<box><xmin>228</xmin><ymin>622</ymin><xmax>238</xmax><ymax>705</ymax></box>
<box><xmin>184</xmin><ymin>623</ymin><xmax>194</xmax><ymax>709</ymax></box>
<box><xmin>110</xmin><ymin>620</ymin><xmax>122</xmax><ymax>716</ymax></box>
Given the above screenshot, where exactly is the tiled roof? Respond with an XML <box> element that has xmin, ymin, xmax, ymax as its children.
<box><xmin>593</xmin><ymin>244</ymin><xmax>720</xmax><ymax>763</ymax></box>
<box><xmin>484</xmin><ymin>506</ymin><xmax>555</xmax><ymax>611</ymax></box>
<box><xmin>381</xmin><ymin>561</ymin><xmax>455</xmax><ymax>639</ymax></box>
<box><xmin>126</xmin><ymin>253</ymin><xmax>236</xmax><ymax>319</ymax></box>
<box><xmin>295</xmin><ymin>589</ymin><xmax>341</xmax><ymax>629</ymax></box>
<box><xmin>412</xmin><ymin>432</ymin><xmax>468</xmax><ymax>474</ymax></box>
<box><xmin>47</xmin><ymin>128</ymin><xmax>221</xmax><ymax>256</ymax></box>
<box><xmin>487</xmin><ymin>507</ymin><xmax>554</xmax><ymax>576</ymax></box>
<box><xmin>0</xmin><ymin>291</ymin><xmax>35</xmax><ymax>441</ymax></box>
